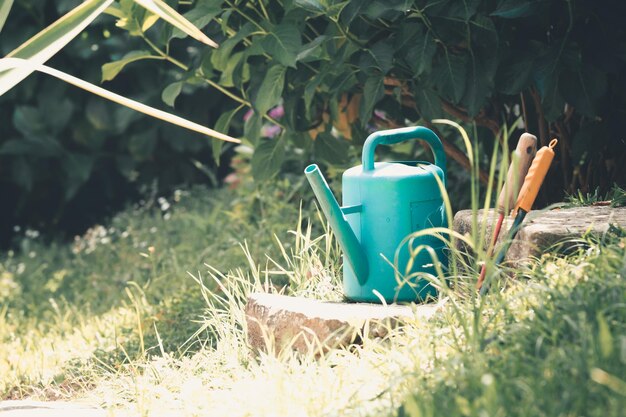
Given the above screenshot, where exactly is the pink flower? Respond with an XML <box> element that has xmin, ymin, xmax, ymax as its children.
<box><xmin>268</xmin><ymin>105</ymin><xmax>285</xmax><ymax>119</ymax></box>
<box><xmin>261</xmin><ymin>124</ymin><xmax>282</xmax><ymax>138</ymax></box>
<box><xmin>243</xmin><ymin>109</ymin><xmax>254</xmax><ymax>121</ymax></box>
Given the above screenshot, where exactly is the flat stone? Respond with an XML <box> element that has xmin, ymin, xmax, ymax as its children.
<box><xmin>245</xmin><ymin>293</ymin><xmax>439</xmax><ymax>355</ymax></box>
<box><xmin>453</xmin><ymin>205</ymin><xmax>626</xmax><ymax>264</ymax></box>
<box><xmin>0</xmin><ymin>401</ymin><xmax>105</xmax><ymax>417</ymax></box>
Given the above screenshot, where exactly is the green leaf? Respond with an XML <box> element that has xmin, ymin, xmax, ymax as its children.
<box><xmin>133</xmin><ymin>0</ymin><xmax>218</xmax><ymax>47</ymax></box>
<box><xmin>251</xmin><ymin>137</ymin><xmax>285</xmax><ymax>181</ymax></box>
<box><xmin>560</xmin><ymin>64</ymin><xmax>607</xmax><ymax>117</ymax></box>
<box><xmin>0</xmin><ymin>0</ymin><xmax>114</xmax><ymax>96</ymax></box>
<box><xmin>406</xmin><ymin>29</ymin><xmax>436</xmax><ymax>76</ymax></box>
<box><xmin>218</xmin><ymin>51</ymin><xmax>249</xmax><ymax>88</ymax></box>
<box><xmin>13</xmin><ymin>106</ymin><xmax>46</xmax><ymax>135</ymax></box>
<box><xmin>296</xmin><ymin>35</ymin><xmax>327</xmax><ymax>62</ymax></box>
<box><xmin>304</xmin><ymin>71</ymin><xmax>324</xmax><ymax>114</ymax></box>
<box><xmin>363</xmin><ymin>0</ymin><xmax>409</xmax><ymax>20</ymax></box>
<box><xmin>253</xmin><ymin>64</ymin><xmax>286</xmax><ymax>116</ymax></box>
<box><xmin>0</xmin><ymin>0</ymin><xmax>14</xmax><ymax>33</ymax></box>
<box><xmin>359</xmin><ymin>75</ymin><xmax>384</xmax><ymax>126</ymax></box>
<box><xmin>161</xmin><ymin>81</ymin><xmax>183</xmax><ymax>107</ymax></box>
<box><xmin>101</xmin><ymin>50</ymin><xmax>155</xmax><ymax>82</ymax></box>
<box><xmin>491</xmin><ymin>0</ymin><xmax>546</xmax><ymax>19</ymax></box>
<box><xmin>170</xmin><ymin>2</ymin><xmax>222</xmax><ymax>40</ymax></box>
<box><xmin>414</xmin><ymin>87</ymin><xmax>442</xmax><ymax>121</ymax></box>
<box><xmin>314</xmin><ymin>132</ymin><xmax>349</xmax><ymax>165</ymax></box>
<box><xmin>462</xmin><ymin>55</ymin><xmax>495</xmax><ymax>116</ymax></box>
<box><xmin>63</xmin><ymin>153</ymin><xmax>95</xmax><ymax>200</ymax></box>
<box><xmin>86</xmin><ymin>99</ymin><xmax>113</xmax><ymax>130</ymax></box>
<box><xmin>11</xmin><ymin>157</ymin><xmax>33</xmax><ymax>192</ymax></box>
<box><xmin>0</xmin><ymin>136</ymin><xmax>63</xmax><ymax>158</ymax></box>
<box><xmin>262</xmin><ymin>23</ymin><xmax>302</xmax><ymax>68</ymax></box>
<box><xmin>495</xmin><ymin>51</ymin><xmax>534</xmax><ymax>95</ymax></box>
<box><xmin>212</xmin><ymin>107</ymin><xmax>241</xmax><ymax>164</ymax></box>
<box><xmin>243</xmin><ymin>111</ymin><xmax>263</xmax><ymax>146</ymax></box>
<box><xmin>40</xmin><ymin>96</ymin><xmax>74</xmax><ymax>133</ymax></box>
<box><xmin>294</xmin><ymin>0</ymin><xmax>325</xmax><ymax>13</ymax></box>
<box><xmin>210</xmin><ymin>23</ymin><xmax>255</xmax><ymax>71</ymax></box>
<box><xmin>363</xmin><ymin>41</ymin><xmax>394</xmax><ymax>74</ymax></box>
<box><xmin>434</xmin><ymin>51</ymin><xmax>467</xmax><ymax>103</ymax></box>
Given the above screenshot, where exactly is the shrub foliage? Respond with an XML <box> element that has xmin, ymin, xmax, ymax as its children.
<box><xmin>2</xmin><ymin>0</ymin><xmax>625</xmax><ymax>239</ymax></box>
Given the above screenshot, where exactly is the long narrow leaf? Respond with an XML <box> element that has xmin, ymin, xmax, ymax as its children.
<box><xmin>133</xmin><ymin>0</ymin><xmax>218</xmax><ymax>47</ymax></box>
<box><xmin>0</xmin><ymin>0</ymin><xmax>14</xmax><ymax>33</ymax></box>
<box><xmin>0</xmin><ymin>58</ymin><xmax>240</xmax><ymax>143</ymax></box>
<box><xmin>0</xmin><ymin>0</ymin><xmax>113</xmax><ymax>96</ymax></box>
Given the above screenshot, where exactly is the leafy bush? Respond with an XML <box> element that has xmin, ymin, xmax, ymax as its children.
<box><xmin>109</xmin><ymin>0</ymin><xmax>625</xmax><ymax>193</ymax></box>
<box><xmin>3</xmin><ymin>0</ymin><xmax>625</xmax><ymax>244</ymax></box>
<box><xmin>0</xmin><ymin>0</ymin><xmax>238</xmax><ymax>244</ymax></box>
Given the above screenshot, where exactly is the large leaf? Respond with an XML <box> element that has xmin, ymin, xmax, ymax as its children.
<box><xmin>169</xmin><ymin>2</ymin><xmax>222</xmax><ymax>40</ymax></box>
<box><xmin>560</xmin><ymin>64</ymin><xmax>607</xmax><ymax>117</ymax></box>
<box><xmin>218</xmin><ymin>51</ymin><xmax>250</xmax><ymax>88</ymax></box>
<box><xmin>491</xmin><ymin>0</ymin><xmax>546</xmax><ymax>19</ymax></box>
<box><xmin>434</xmin><ymin>50</ymin><xmax>467</xmax><ymax>103</ymax></box>
<box><xmin>210</xmin><ymin>23</ymin><xmax>255</xmax><ymax>71</ymax></box>
<box><xmin>495</xmin><ymin>50</ymin><xmax>534</xmax><ymax>95</ymax></box>
<box><xmin>360</xmin><ymin>41</ymin><xmax>394</xmax><ymax>74</ymax></box>
<box><xmin>253</xmin><ymin>64</ymin><xmax>286</xmax><ymax>116</ymax></box>
<box><xmin>262</xmin><ymin>23</ymin><xmax>302</xmax><ymax>68</ymax></box>
<box><xmin>414</xmin><ymin>87</ymin><xmax>443</xmax><ymax>121</ymax></box>
<box><xmin>0</xmin><ymin>0</ymin><xmax>114</xmax><ymax>96</ymax></box>
<box><xmin>406</xmin><ymin>29</ymin><xmax>436</xmax><ymax>76</ymax></box>
<box><xmin>0</xmin><ymin>0</ymin><xmax>13</xmax><ymax>33</ymax></box>
<box><xmin>251</xmin><ymin>137</ymin><xmax>285</xmax><ymax>181</ymax></box>
<box><xmin>101</xmin><ymin>50</ymin><xmax>156</xmax><ymax>82</ymax></box>
<box><xmin>133</xmin><ymin>0</ymin><xmax>218</xmax><ymax>47</ymax></box>
<box><xmin>0</xmin><ymin>58</ymin><xmax>240</xmax><ymax>143</ymax></box>
<box><xmin>314</xmin><ymin>132</ymin><xmax>349</xmax><ymax>165</ymax></box>
<box><xmin>243</xmin><ymin>111</ymin><xmax>263</xmax><ymax>145</ymax></box>
<box><xmin>359</xmin><ymin>74</ymin><xmax>384</xmax><ymax>126</ymax></box>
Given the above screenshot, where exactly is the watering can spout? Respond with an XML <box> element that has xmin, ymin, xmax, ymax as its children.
<box><xmin>304</xmin><ymin>164</ymin><xmax>369</xmax><ymax>284</ymax></box>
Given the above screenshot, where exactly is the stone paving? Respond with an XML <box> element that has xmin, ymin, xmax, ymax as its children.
<box><xmin>453</xmin><ymin>205</ymin><xmax>626</xmax><ymax>265</ymax></box>
<box><xmin>245</xmin><ymin>292</ymin><xmax>440</xmax><ymax>355</ymax></box>
<box><xmin>0</xmin><ymin>401</ymin><xmax>106</xmax><ymax>417</ymax></box>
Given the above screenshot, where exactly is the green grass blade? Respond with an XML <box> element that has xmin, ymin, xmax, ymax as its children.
<box><xmin>0</xmin><ymin>0</ymin><xmax>13</xmax><ymax>33</ymax></box>
<box><xmin>133</xmin><ymin>0</ymin><xmax>218</xmax><ymax>47</ymax></box>
<box><xmin>0</xmin><ymin>58</ymin><xmax>240</xmax><ymax>143</ymax></box>
<box><xmin>0</xmin><ymin>0</ymin><xmax>113</xmax><ymax>96</ymax></box>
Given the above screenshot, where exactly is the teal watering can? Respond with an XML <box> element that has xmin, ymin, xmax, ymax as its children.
<box><xmin>305</xmin><ymin>126</ymin><xmax>447</xmax><ymax>303</ymax></box>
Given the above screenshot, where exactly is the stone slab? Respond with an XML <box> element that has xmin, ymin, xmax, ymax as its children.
<box><xmin>0</xmin><ymin>401</ymin><xmax>105</xmax><ymax>417</ymax></box>
<box><xmin>245</xmin><ymin>292</ymin><xmax>439</xmax><ymax>355</ymax></box>
<box><xmin>453</xmin><ymin>205</ymin><xmax>626</xmax><ymax>264</ymax></box>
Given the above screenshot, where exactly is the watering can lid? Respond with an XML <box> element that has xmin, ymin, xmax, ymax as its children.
<box><xmin>345</xmin><ymin>161</ymin><xmax>443</xmax><ymax>179</ymax></box>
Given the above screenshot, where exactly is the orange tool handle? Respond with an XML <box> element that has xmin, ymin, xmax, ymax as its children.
<box><xmin>497</xmin><ymin>133</ymin><xmax>537</xmax><ymax>214</ymax></box>
<box><xmin>514</xmin><ymin>139</ymin><xmax>558</xmax><ymax>213</ymax></box>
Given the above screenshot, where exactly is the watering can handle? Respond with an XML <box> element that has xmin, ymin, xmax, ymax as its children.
<box><xmin>362</xmin><ymin>126</ymin><xmax>447</xmax><ymax>174</ymax></box>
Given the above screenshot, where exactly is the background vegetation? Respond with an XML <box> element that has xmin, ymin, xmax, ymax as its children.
<box><xmin>2</xmin><ymin>0</ymin><xmax>625</xmax><ymax>246</ymax></box>
<box><xmin>1</xmin><ymin>173</ymin><xmax>625</xmax><ymax>416</ymax></box>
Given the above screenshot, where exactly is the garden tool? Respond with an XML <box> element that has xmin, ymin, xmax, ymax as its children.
<box><xmin>479</xmin><ymin>139</ymin><xmax>558</xmax><ymax>295</ymax></box>
<box><xmin>476</xmin><ymin>133</ymin><xmax>537</xmax><ymax>290</ymax></box>
<box><xmin>305</xmin><ymin>126</ymin><xmax>447</xmax><ymax>303</ymax></box>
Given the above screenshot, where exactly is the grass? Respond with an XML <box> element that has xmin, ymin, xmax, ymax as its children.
<box><xmin>1</xmin><ymin>135</ymin><xmax>625</xmax><ymax>415</ymax></box>
<box><xmin>0</xmin><ymin>171</ymin><xmax>314</xmax><ymax>399</ymax></box>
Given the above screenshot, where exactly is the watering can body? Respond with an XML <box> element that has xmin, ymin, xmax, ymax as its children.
<box><xmin>305</xmin><ymin>126</ymin><xmax>448</xmax><ymax>303</ymax></box>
